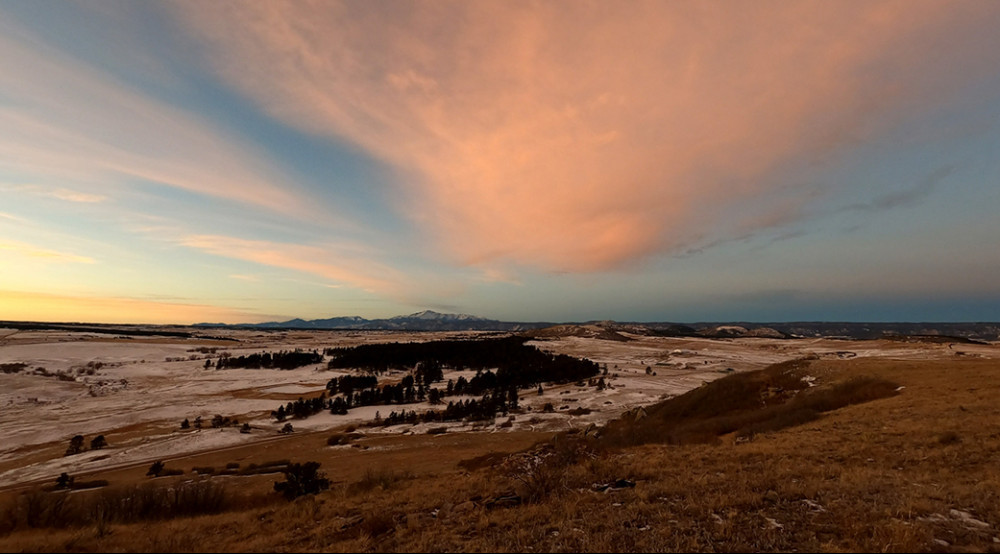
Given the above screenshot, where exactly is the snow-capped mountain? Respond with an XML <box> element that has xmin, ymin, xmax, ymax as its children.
<box><xmin>211</xmin><ymin>311</ymin><xmax>541</xmax><ymax>331</ymax></box>
<box><xmin>390</xmin><ymin>310</ymin><xmax>488</xmax><ymax>322</ymax></box>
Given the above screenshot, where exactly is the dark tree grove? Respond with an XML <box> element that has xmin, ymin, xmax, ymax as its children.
<box><xmin>325</xmin><ymin>337</ymin><xmax>596</xmax><ymax>389</ymax></box>
<box><xmin>378</xmin><ymin>386</ymin><xmax>522</xmax><ymax>426</ymax></box>
<box><xmin>216</xmin><ymin>349</ymin><xmax>323</xmax><ymax>370</ymax></box>
<box><xmin>262</xmin><ymin>336</ymin><xmax>600</xmax><ymax>425</ymax></box>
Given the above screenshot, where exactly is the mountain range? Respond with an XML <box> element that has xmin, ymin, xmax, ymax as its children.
<box><xmin>196</xmin><ymin>310</ymin><xmax>551</xmax><ymax>332</ymax></box>
<box><xmin>193</xmin><ymin>311</ymin><xmax>1000</xmax><ymax>341</ymax></box>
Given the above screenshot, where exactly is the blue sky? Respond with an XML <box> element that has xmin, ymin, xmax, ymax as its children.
<box><xmin>1</xmin><ymin>1</ymin><xmax>999</xmax><ymax>324</ymax></box>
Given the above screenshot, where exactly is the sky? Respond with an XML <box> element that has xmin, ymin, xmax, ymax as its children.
<box><xmin>1</xmin><ymin>1</ymin><xmax>999</xmax><ymax>325</ymax></box>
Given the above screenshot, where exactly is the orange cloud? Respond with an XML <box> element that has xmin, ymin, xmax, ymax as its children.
<box><xmin>175</xmin><ymin>1</ymin><xmax>1000</xmax><ymax>272</ymax></box>
<box><xmin>0</xmin><ymin>290</ymin><xmax>262</xmax><ymax>325</ymax></box>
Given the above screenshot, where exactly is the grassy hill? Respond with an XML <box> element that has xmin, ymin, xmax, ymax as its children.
<box><xmin>2</xmin><ymin>354</ymin><xmax>998</xmax><ymax>552</ymax></box>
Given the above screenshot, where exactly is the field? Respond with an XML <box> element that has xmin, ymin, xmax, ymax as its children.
<box><xmin>1</xmin><ymin>326</ymin><xmax>998</xmax><ymax>551</ymax></box>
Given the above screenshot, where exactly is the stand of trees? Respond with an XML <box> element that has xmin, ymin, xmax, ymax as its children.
<box><xmin>263</xmin><ymin>337</ymin><xmax>599</xmax><ymax>425</ymax></box>
<box><xmin>325</xmin><ymin>337</ymin><xmax>596</xmax><ymax>389</ymax></box>
<box><xmin>216</xmin><ymin>349</ymin><xmax>322</xmax><ymax>370</ymax></box>
<box><xmin>271</xmin><ymin>394</ymin><xmax>328</xmax><ymax>421</ymax></box>
<box><xmin>378</xmin><ymin>387</ymin><xmax>520</xmax><ymax>426</ymax></box>
<box><xmin>64</xmin><ymin>434</ymin><xmax>108</xmax><ymax>456</ymax></box>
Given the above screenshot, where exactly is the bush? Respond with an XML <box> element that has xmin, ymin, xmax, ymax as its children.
<box><xmin>274</xmin><ymin>462</ymin><xmax>330</xmax><ymax>500</ymax></box>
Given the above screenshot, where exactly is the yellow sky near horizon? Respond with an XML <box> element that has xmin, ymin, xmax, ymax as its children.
<box><xmin>0</xmin><ymin>290</ymin><xmax>261</xmax><ymax>325</ymax></box>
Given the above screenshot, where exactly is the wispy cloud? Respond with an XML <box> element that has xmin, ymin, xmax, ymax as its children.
<box><xmin>228</xmin><ymin>274</ymin><xmax>259</xmax><ymax>282</ymax></box>
<box><xmin>0</xmin><ymin>212</ymin><xmax>28</xmax><ymax>223</ymax></box>
<box><xmin>2</xmin><ymin>183</ymin><xmax>108</xmax><ymax>204</ymax></box>
<box><xmin>0</xmin><ymin>19</ymin><xmax>308</xmax><ymax>215</ymax></box>
<box><xmin>0</xmin><ymin>239</ymin><xmax>96</xmax><ymax>264</ymax></box>
<box><xmin>180</xmin><ymin>234</ymin><xmax>405</xmax><ymax>296</ymax></box>
<box><xmin>45</xmin><ymin>188</ymin><xmax>108</xmax><ymax>203</ymax></box>
<box><xmin>477</xmin><ymin>267</ymin><xmax>523</xmax><ymax>286</ymax></box>
<box><xmin>842</xmin><ymin>165</ymin><xmax>956</xmax><ymax>214</ymax></box>
<box><xmin>174</xmin><ymin>1</ymin><xmax>1000</xmax><ymax>273</ymax></box>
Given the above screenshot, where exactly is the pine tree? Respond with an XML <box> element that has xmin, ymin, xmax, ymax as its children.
<box><xmin>55</xmin><ymin>472</ymin><xmax>73</xmax><ymax>489</ymax></box>
<box><xmin>64</xmin><ymin>435</ymin><xmax>84</xmax><ymax>456</ymax></box>
<box><xmin>146</xmin><ymin>460</ymin><xmax>165</xmax><ymax>477</ymax></box>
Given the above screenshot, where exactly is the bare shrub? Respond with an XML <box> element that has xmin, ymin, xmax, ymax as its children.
<box><xmin>349</xmin><ymin>468</ymin><xmax>413</xmax><ymax>495</ymax></box>
<box><xmin>501</xmin><ymin>435</ymin><xmax>594</xmax><ymax>503</ymax></box>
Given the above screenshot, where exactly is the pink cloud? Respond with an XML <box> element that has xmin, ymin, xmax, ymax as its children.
<box><xmin>174</xmin><ymin>1</ymin><xmax>1000</xmax><ymax>272</ymax></box>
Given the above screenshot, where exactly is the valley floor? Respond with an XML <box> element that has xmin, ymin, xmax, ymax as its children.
<box><xmin>1</xmin><ymin>328</ymin><xmax>998</xmax><ymax>551</ymax></box>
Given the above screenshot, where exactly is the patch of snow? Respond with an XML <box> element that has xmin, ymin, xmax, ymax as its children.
<box><xmin>1</xmin><ymin>329</ymin><xmax>989</xmax><ymax>490</ymax></box>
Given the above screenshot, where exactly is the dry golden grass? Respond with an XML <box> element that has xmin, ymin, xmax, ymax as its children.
<box><xmin>2</xmin><ymin>355</ymin><xmax>1000</xmax><ymax>552</ymax></box>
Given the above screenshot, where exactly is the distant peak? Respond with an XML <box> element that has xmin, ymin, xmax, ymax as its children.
<box><xmin>393</xmin><ymin>310</ymin><xmax>487</xmax><ymax>321</ymax></box>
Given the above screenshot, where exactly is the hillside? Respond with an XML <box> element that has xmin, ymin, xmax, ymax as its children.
<box><xmin>3</xmin><ymin>354</ymin><xmax>998</xmax><ymax>552</ymax></box>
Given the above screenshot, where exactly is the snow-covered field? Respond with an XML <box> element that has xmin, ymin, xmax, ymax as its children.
<box><xmin>0</xmin><ymin>327</ymin><xmax>991</xmax><ymax>488</ymax></box>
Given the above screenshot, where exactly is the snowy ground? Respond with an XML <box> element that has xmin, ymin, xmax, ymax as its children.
<box><xmin>0</xmin><ymin>328</ymin><xmax>992</xmax><ymax>488</ymax></box>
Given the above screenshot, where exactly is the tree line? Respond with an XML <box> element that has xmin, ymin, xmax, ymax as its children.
<box><xmin>270</xmin><ymin>337</ymin><xmax>599</xmax><ymax>424</ymax></box>
<box><xmin>214</xmin><ymin>349</ymin><xmax>323</xmax><ymax>370</ymax></box>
